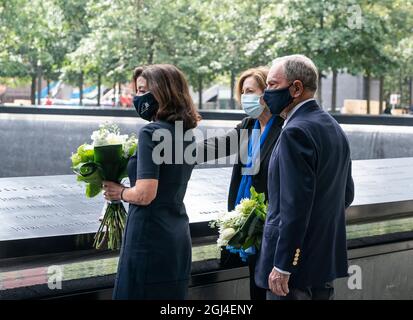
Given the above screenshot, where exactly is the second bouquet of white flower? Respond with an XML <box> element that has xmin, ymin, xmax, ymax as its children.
<box><xmin>209</xmin><ymin>187</ymin><xmax>267</xmax><ymax>256</ymax></box>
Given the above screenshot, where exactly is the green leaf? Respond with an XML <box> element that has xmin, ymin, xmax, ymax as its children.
<box><xmin>77</xmin><ymin>144</ymin><xmax>94</xmax><ymax>163</ymax></box>
<box><xmin>93</xmin><ymin>144</ymin><xmax>123</xmax><ymax>182</ymax></box>
<box><xmin>247</xmin><ymin>215</ymin><xmax>262</xmax><ymax>238</ymax></box>
<box><xmin>73</xmin><ymin>162</ymin><xmax>103</xmax><ymax>197</ymax></box>
<box><xmin>86</xmin><ymin>183</ymin><xmax>102</xmax><ymax>198</ymax></box>
<box><xmin>71</xmin><ymin>153</ymin><xmax>82</xmax><ymax>167</ymax></box>
<box><xmin>242</xmin><ymin>236</ymin><xmax>255</xmax><ymax>250</ymax></box>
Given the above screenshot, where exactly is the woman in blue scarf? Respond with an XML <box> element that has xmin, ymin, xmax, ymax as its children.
<box><xmin>198</xmin><ymin>67</ymin><xmax>284</xmax><ymax>300</ymax></box>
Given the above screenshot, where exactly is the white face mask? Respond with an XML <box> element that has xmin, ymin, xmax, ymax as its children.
<box><xmin>241</xmin><ymin>93</ymin><xmax>265</xmax><ymax>119</ymax></box>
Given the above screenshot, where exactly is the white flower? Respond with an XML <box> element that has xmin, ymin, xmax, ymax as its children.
<box><xmin>83</xmin><ymin>144</ymin><xmax>93</xmax><ymax>151</ymax></box>
<box><xmin>122</xmin><ymin>136</ymin><xmax>138</xmax><ymax>158</ymax></box>
<box><xmin>105</xmin><ymin>133</ymin><xmax>126</xmax><ymax>145</ymax></box>
<box><xmin>217</xmin><ymin>210</ymin><xmax>239</xmax><ymax>223</ymax></box>
<box><xmin>217</xmin><ymin>227</ymin><xmax>236</xmax><ymax>247</ymax></box>
<box><xmin>221</xmin><ymin>228</ymin><xmax>236</xmax><ymax>240</ymax></box>
<box><xmin>90</xmin><ymin>123</ymin><xmax>130</xmax><ymax>147</ymax></box>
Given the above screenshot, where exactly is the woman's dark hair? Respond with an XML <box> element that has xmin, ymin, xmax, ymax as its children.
<box><xmin>132</xmin><ymin>64</ymin><xmax>201</xmax><ymax>130</ymax></box>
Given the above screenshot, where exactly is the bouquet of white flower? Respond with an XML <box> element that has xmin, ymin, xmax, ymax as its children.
<box><xmin>209</xmin><ymin>187</ymin><xmax>267</xmax><ymax>261</ymax></box>
<box><xmin>71</xmin><ymin>123</ymin><xmax>137</xmax><ymax>250</ymax></box>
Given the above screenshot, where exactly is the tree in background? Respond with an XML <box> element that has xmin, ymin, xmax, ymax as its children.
<box><xmin>0</xmin><ymin>0</ymin><xmax>412</xmax><ymax>112</ymax></box>
<box><xmin>1</xmin><ymin>0</ymin><xmax>67</xmax><ymax>104</ymax></box>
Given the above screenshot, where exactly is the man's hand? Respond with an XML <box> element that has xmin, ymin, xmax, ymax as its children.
<box><xmin>268</xmin><ymin>267</ymin><xmax>290</xmax><ymax>296</ymax></box>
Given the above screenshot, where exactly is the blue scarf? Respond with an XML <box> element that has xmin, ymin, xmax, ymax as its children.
<box><xmin>228</xmin><ymin>116</ymin><xmax>275</xmax><ymax>262</ymax></box>
<box><xmin>235</xmin><ymin>116</ymin><xmax>275</xmax><ymax>205</ymax></box>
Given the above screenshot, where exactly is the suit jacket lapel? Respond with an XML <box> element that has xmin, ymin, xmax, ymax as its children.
<box><xmin>284</xmin><ymin>100</ymin><xmax>319</xmax><ymax>129</ymax></box>
<box><xmin>270</xmin><ymin>101</ymin><xmax>319</xmax><ymax>155</ymax></box>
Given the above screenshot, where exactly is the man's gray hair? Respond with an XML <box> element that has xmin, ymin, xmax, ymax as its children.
<box><xmin>272</xmin><ymin>54</ymin><xmax>318</xmax><ymax>92</ymax></box>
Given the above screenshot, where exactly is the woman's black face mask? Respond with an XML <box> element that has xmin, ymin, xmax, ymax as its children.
<box><xmin>132</xmin><ymin>92</ymin><xmax>159</xmax><ymax>121</ymax></box>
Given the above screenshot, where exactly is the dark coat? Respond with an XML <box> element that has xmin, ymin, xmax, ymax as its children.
<box><xmin>255</xmin><ymin>100</ymin><xmax>355</xmax><ymax>289</ymax></box>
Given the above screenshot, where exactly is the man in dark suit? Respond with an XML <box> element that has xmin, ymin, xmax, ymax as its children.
<box><xmin>255</xmin><ymin>54</ymin><xmax>355</xmax><ymax>300</ymax></box>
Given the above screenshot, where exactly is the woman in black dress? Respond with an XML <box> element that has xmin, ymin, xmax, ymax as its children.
<box><xmin>198</xmin><ymin>67</ymin><xmax>284</xmax><ymax>300</ymax></box>
<box><xmin>103</xmin><ymin>64</ymin><xmax>200</xmax><ymax>300</ymax></box>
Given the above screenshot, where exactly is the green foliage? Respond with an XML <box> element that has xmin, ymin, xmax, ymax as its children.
<box><xmin>1</xmin><ymin>0</ymin><xmax>412</xmax><ymax>102</ymax></box>
<box><xmin>85</xmin><ymin>182</ymin><xmax>102</xmax><ymax>198</ymax></box>
<box><xmin>0</xmin><ymin>0</ymin><xmax>68</xmax><ymax>78</ymax></box>
<box><xmin>227</xmin><ymin>186</ymin><xmax>268</xmax><ymax>249</ymax></box>
<box><xmin>74</xmin><ymin>144</ymin><xmax>94</xmax><ymax>164</ymax></box>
